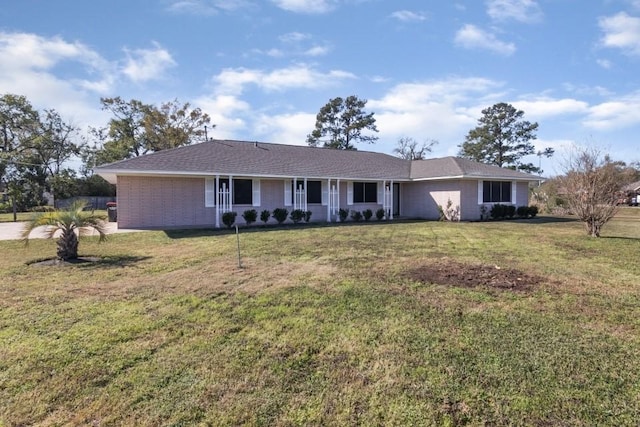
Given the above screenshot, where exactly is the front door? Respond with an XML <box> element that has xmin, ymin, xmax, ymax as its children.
<box><xmin>393</xmin><ymin>183</ymin><xmax>400</xmax><ymax>216</ymax></box>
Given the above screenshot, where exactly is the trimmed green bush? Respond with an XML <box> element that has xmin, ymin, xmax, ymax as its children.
<box><xmin>304</xmin><ymin>210</ymin><xmax>312</xmax><ymax>223</ymax></box>
<box><xmin>272</xmin><ymin>208</ymin><xmax>288</xmax><ymax>224</ymax></box>
<box><xmin>242</xmin><ymin>209</ymin><xmax>257</xmax><ymax>225</ymax></box>
<box><xmin>506</xmin><ymin>205</ymin><xmax>516</xmax><ymax>218</ymax></box>
<box><xmin>375</xmin><ymin>208</ymin><xmax>385</xmax><ymax>221</ymax></box>
<box><xmin>363</xmin><ymin>209</ymin><xmax>373</xmax><ymax>222</ymax></box>
<box><xmin>517</xmin><ymin>206</ymin><xmax>529</xmax><ymax>218</ymax></box>
<box><xmin>222</xmin><ymin>211</ymin><xmax>237</xmax><ymax>228</ymax></box>
<box><xmin>350</xmin><ymin>210</ymin><xmax>363</xmax><ymax>222</ymax></box>
<box><xmin>290</xmin><ymin>209</ymin><xmax>305</xmax><ymax>224</ymax></box>
<box><xmin>338</xmin><ymin>208</ymin><xmax>349</xmax><ymax>223</ymax></box>
<box><xmin>260</xmin><ymin>209</ymin><xmax>271</xmax><ymax>224</ymax></box>
<box><xmin>528</xmin><ymin>205</ymin><xmax>539</xmax><ymax>218</ymax></box>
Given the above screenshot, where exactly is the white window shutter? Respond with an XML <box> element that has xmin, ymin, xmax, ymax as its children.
<box><xmin>321</xmin><ymin>181</ymin><xmax>328</xmax><ymax>206</ymax></box>
<box><xmin>205</xmin><ymin>178</ymin><xmax>215</xmax><ymax>207</ymax></box>
<box><xmin>284</xmin><ymin>180</ymin><xmax>292</xmax><ymax>206</ymax></box>
<box><xmin>377</xmin><ymin>182</ymin><xmax>383</xmax><ymax>204</ymax></box>
<box><xmin>477</xmin><ymin>181</ymin><xmax>483</xmax><ymax>204</ymax></box>
<box><xmin>252</xmin><ymin>179</ymin><xmax>261</xmax><ymax>207</ymax></box>
<box><xmin>511</xmin><ymin>181</ymin><xmax>517</xmax><ymax>204</ymax></box>
<box><xmin>347</xmin><ymin>181</ymin><xmax>353</xmax><ymax>205</ymax></box>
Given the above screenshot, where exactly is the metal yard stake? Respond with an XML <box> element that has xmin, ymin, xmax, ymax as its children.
<box><xmin>235</xmin><ymin>225</ymin><xmax>243</xmax><ymax>269</ymax></box>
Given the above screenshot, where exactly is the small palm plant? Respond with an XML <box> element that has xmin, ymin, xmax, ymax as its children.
<box><xmin>21</xmin><ymin>200</ymin><xmax>108</xmax><ymax>261</ymax></box>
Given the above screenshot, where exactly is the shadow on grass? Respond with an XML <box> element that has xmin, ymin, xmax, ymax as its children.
<box><xmin>162</xmin><ymin>219</ymin><xmax>432</xmax><ymax>239</ymax></box>
<box><xmin>28</xmin><ymin>255</ymin><xmax>152</xmax><ymax>268</ymax></box>
<box><xmin>161</xmin><ymin>216</ymin><xmax>581</xmax><ymax>240</ymax></box>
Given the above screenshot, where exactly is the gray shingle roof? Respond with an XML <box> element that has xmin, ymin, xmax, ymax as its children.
<box><xmin>410</xmin><ymin>157</ymin><xmax>541</xmax><ymax>181</ymax></box>
<box><xmin>95</xmin><ymin>139</ymin><xmax>540</xmax><ymax>183</ymax></box>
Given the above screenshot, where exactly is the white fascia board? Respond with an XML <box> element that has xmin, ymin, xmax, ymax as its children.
<box><xmin>95</xmin><ymin>168</ymin><xmax>411</xmax><ymax>182</ymax></box>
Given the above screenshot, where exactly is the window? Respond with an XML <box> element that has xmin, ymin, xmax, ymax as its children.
<box><xmin>289</xmin><ymin>180</ymin><xmax>322</xmax><ymax>204</ymax></box>
<box><xmin>306</xmin><ymin>181</ymin><xmax>322</xmax><ymax>204</ymax></box>
<box><xmin>353</xmin><ymin>182</ymin><xmax>377</xmax><ymax>203</ymax></box>
<box><xmin>483</xmin><ymin>181</ymin><xmax>511</xmax><ymax>203</ymax></box>
<box><xmin>219</xmin><ymin>178</ymin><xmax>253</xmax><ymax>205</ymax></box>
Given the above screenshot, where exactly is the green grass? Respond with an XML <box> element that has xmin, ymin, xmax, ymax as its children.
<box><xmin>1</xmin><ymin>215</ymin><xmax>639</xmax><ymax>425</ymax></box>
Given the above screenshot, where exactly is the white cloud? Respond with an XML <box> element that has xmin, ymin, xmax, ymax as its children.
<box><xmin>271</xmin><ymin>0</ymin><xmax>336</xmax><ymax>14</ymax></box>
<box><xmin>0</xmin><ymin>31</ymin><xmax>114</xmax><ymax>126</ymax></box>
<box><xmin>512</xmin><ymin>97</ymin><xmax>589</xmax><ymax>119</ymax></box>
<box><xmin>599</xmin><ymin>12</ymin><xmax>640</xmax><ymax>55</ymax></box>
<box><xmin>454</xmin><ymin>24</ymin><xmax>516</xmax><ymax>55</ymax></box>
<box><xmin>304</xmin><ymin>45</ymin><xmax>331</xmax><ymax>56</ymax></box>
<box><xmin>122</xmin><ymin>42</ymin><xmax>177</xmax><ymax>83</ymax></box>
<box><xmin>166</xmin><ymin>0</ymin><xmax>253</xmax><ymax>15</ymax></box>
<box><xmin>390</xmin><ymin>10</ymin><xmax>428</xmax><ymax>22</ymax></box>
<box><xmin>486</xmin><ymin>0</ymin><xmax>543</xmax><ymax>23</ymax></box>
<box><xmin>254</xmin><ymin>112</ymin><xmax>316</xmax><ymax>144</ymax></box>
<box><xmin>584</xmin><ymin>91</ymin><xmax>640</xmax><ymax>130</ymax></box>
<box><xmin>367</xmin><ymin>77</ymin><xmax>504</xmax><ymax>154</ymax></box>
<box><xmin>195</xmin><ymin>94</ymin><xmax>250</xmax><ymax>139</ymax></box>
<box><xmin>597</xmin><ymin>58</ymin><xmax>613</xmax><ymax>69</ymax></box>
<box><xmin>212</xmin><ymin>65</ymin><xmax>356</xmax><ymax>95</ymax></box>
<box><xmin>279</xmin><ymin>32</ymin><xmax>311</xmax><ymax>43</ymax></box>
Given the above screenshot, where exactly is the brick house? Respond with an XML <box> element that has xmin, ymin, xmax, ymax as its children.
<box><xmin>94</xmin><ymin>139</ymin><xmax>540</xmax><ymax>229</ymax></box>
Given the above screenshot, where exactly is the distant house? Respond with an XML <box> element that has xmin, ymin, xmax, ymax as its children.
<box><xmin>94</xmin><ymin>139</ymin><xmax>540</xmax><ymax>229</ymax></box>
<box><xmin>623</xmin><ymin>181</ymin><xmax>640</xmax><ymax>206</ymax></box>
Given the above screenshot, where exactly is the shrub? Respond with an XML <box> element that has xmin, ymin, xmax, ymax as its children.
<box><xmin>439</xmin><ymin>199</ymin><xmax>460</xmax><ymax>221</ymax></box>
<box><xmin>304</xmin><ymin>210</ymin><xmax>312</xmax><ymax>223</ymax></box>
<box><xmin>338</xmin><ymin>208</ymin><xmax>349</xmax><ymax>223</ymax></box>
<box><xmin>260</xmin><ymin>209</ymin><xmax>271</xmax><ymax>224</ymax></box>
<box><xmin>375</xmin><ymin>208</ymin><xmax>385</xmax><ymax>221</ymax></box>
<box><xmin>350</xmin><ymin>210</ymin><xmax>363</xmax><ymax>222</ymax></box>
<box><xmin>242</xmin><ymin>209</ymin><xmax>257</xmax><ymax>225</ymax></box>
<box><xmin>222</xmin><ymin>211</ymin><xmax>237</xmax><ymax>228</ymax></box>
<box><xmin>528</xmin><ymin>205</ymin><xmax>539</xmax><ymax>218</ymax></box>
<box><xmin>516</xmin><ymin>206</ymin><xmax>529</xmax><ymax>218</ymax></box>
<box><xmin>480</xmin><ymin>204</ymin><xmax>489</xmax><ymax>221</ymax></box>
<box><xmin>272</xmin><ymin>208</ymin><xmax>288</xmax><ymax>224</ymax></box>
<box><xmin>506</xmin><ymin>205</ymin><xmax>516</xmax><ymax>218</ymax></box>
<box><xmin>290</xmin><ymin>209</ymin><xmax>305</xmax><ymax>224</ymax></box>
<box><xmin>490</xmin><ymin>204</ymin><xmax>507</xmax><ymax>220</ymax></box>
<box><xmin>363</xmin><ymin>209</ymin><xmax>373</xmax><ymax>222</ymax></box>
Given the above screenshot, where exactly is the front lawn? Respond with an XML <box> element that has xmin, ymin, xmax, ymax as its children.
<box><xmin>0</xmin><ymin>216</ymin><xmax>638</xmax><ymax>425</ymax></box>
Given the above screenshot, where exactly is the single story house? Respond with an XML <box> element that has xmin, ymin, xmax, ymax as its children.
<box><xmin>94</xmin><ymin>139</ymin><xmax>541</xmax><ymax>229</ymax></box>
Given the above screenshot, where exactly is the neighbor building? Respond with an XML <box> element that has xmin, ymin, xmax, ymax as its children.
<box><xmin>94</xmin><ymin>139</ymin><xmax>540</xmax><ymax>229</ymax></box>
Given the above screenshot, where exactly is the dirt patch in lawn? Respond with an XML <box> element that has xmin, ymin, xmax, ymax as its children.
<box><xmin>405</xmin><ymin>259</ymin><xmax>543</xmax><ymax>292</ymax></box>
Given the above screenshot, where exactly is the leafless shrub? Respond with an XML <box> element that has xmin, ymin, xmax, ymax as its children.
<box><xmin>559</xmin><ymin>146</ymin><xmax>633</xmax><ymax>237</ymax></box>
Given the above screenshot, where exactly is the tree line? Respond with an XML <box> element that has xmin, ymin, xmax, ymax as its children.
<box><xmin>2</xmin><ymin>91</ymin><xmax>638</xmax><ymax>236</ymax></box>
<box><xmin>0</xmin><ymin>94</ymin><xmax>211</xmax><ymax>213</ymax></box>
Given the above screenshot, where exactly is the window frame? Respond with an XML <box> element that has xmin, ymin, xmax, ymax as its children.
<box><xmin>482</xmin><ymin>180</ymin><xmax>512</xmax><ymax>203</ymax></box>
<box><xmin>353</xmin><ymin>182</ymin><xmax>378</xmax><ymax>203</ymax></box>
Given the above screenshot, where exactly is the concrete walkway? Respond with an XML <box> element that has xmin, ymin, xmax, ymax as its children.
<box><xmin>0</xmin><ymin>221</ymin><xmax>146</xmax><ymax>241</ymax></box>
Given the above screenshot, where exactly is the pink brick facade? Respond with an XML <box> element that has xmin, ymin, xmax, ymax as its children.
<box><xmin>117</xmin><ymin>175</ymin><xmax>532</xmax><ymax>228</ymax></box>
<box><xmin>117</xmin><ymin>176</ymin><xmax>395</xmax><ymax>229</ymax></box>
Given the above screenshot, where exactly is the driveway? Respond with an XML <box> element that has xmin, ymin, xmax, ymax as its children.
<box><xmin>0</xmin><ymin>221</ymin><xmax>146</xmax><ymax>241</ymax></box>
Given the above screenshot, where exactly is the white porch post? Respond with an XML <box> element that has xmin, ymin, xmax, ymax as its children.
<box><xmin>293</xmin><ymin>177</ymin><xmax>297</xmax><ymax>210</ymax></box>
<box><xmin>337</xmin><ymin>179</ymin><xmax>341</xmax><ymax>213</ymax></box>
<box><xmin>215</xmin><ymin>175</ymin><xmax>220</xmax><ymax>228</ymax></box>
<box><xmin>390</xmin><ymin>180</ymin><xmax>394</xmax><ymax>220</ymax></box>
<box><xmin>327</xmin><ymin>178</ymin><xmax>331</xmax><ymax>222</ymax></box>
<box><xmin>304</xmin><ymin>177</ymin><xmax>308</xmax><ymax>211</ymax></box>
<box><xmin>229</xmin><ymin>175</ymin><xmax>233</xmax><ymax>212</ymax></box>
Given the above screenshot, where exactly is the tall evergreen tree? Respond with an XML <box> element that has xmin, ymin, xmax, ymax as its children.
<box><xmin>306</xmin><ymin>95</ymin><xmax>378</xmax><ymax>150</ymax></box>
<box><xmin>459</xmin><ymin>102</ymin><xmax>549</xmax><ymax>173</ymax></box>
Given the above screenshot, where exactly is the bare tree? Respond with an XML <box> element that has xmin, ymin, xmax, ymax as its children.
<box><xmin>394</xmin><ymin>137</ymin><xmax>438</xmax><ymax>160</ymax></box>
<box><xmin>560</xmin><ymin>146</ymin><xmax>632</xmax><ymax>237</ymax></box>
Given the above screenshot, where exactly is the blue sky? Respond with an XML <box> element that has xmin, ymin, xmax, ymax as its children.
<box><xmin>1</xmin><ymin>0</ymin><xmax>639</xmax><ymax>176</ymax></box>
